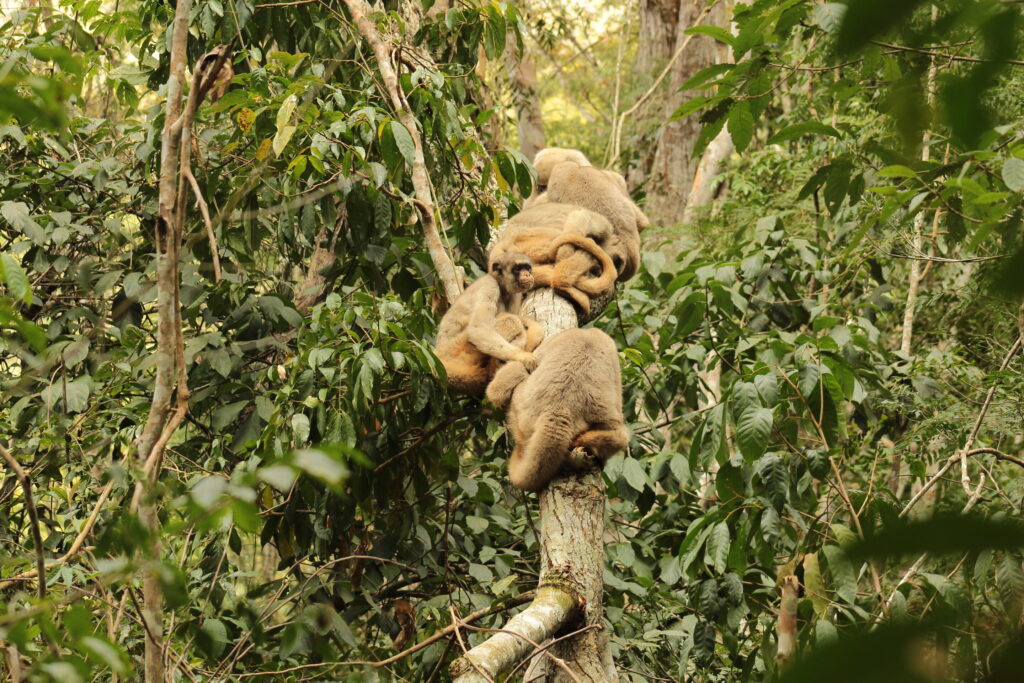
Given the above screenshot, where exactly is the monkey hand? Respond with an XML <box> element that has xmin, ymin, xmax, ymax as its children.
<box><xmin>515</xmin><ymin>351</ymin><xmax>539</xmax><ymax>372</ymax></box>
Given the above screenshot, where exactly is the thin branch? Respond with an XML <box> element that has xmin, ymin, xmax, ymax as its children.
<box><xmin>341</xmin><ymin>0</ymin><xmax>462</xmax><ymax>303</ymax></box>
<box><xmin>900</xmin><ymin>336</ymin><xmax>1022</xmax><ymax>517</ymax></box>
<box><xmin>0</xmin><ymin>480</ymin><xmax>113</xmax><ymax>590</ymax></box>
<box><xmin>228</xmin><ymin>594</ymin><xmax>533</xmax><ymax>677</ymax></box>
<box><xmin>608</xmin><ymin>1</ymin><xmax>715</xmax><ymax>165</ymax></box>
<box><xmin>0</xmin><ymin>443</ymin><xmax>47</xmax><ymax>599</ymax></box>
<box><xmin>872</xmin><ymin>40</ymin><xmax>1024</xmax><ymax>67</ymax></box>
<box><xmin>184</xmin><ymin>169</ymin><xmax>221</xmax><ymax>282</ymax></box>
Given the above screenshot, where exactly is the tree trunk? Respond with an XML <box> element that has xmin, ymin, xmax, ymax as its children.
<box><xmin>629</xmin><ymin>0</ymin><xmax>728</xmax><ymax>226</ymax></box>
<box><xmin>506</xmin><ymin>36</ymin><xmax>546</xmax><ymax>161</ymax></box>
<box><xmin>451</xmin><ymin>290</ymin><xmax>616</xmax><ymax>682</ymax></box>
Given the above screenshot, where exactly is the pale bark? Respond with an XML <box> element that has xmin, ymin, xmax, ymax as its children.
<box><xmin>899</xmin><ymin>5</ymin><xmax>938</xmax><ymax>356</ymax></box>
<box><xmin>682</xmin><ymin>126</ymin><xmax>734</xmax><ymax>224</ymax></box>
<box><xmin>343</xmin><ymin>0</ymin><xmax>462</xmax><ymax>303</ymax></box>
<box><xmin>136</xmin><ymin>0</ymin><xmax>195</xmax><ymax>677</ymax></box>
<box><xmin>696</xmin><ymin>352</ymin><xmax>722</xmax><ymax>503</ymax></box>
<box><xmin>451</xmin><ymin>289</ymin><xmax>616</xmax><ymax>682</ymax></box>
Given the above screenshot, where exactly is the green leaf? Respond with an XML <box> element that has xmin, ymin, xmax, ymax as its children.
<box><xmin>388</xmin><ymin>121</ymin><xmax>416</xmax><ymax>168</ymax></box>
<box><xmin>41</xmin><ymin>379</ymin><xmax>90</xmax><ymax>413</ymax></box>
<box><xmin>679</xmin><ymin>63</ymin><xmax>734</xmax><ymax>92</ymax></box>
<box><xmin>1</xmin><ymin>201</ymin><xmax>46</xmax><ymax>244</ymax></box>
<box><xmin>293</xmin><ymin>448</ymin><xmax>349</xmax><ymax>487</ymax></box>
<box><xmin>767</xmin><ymin>121</ymin><xmax>841</xmax><ymax>145</ymax></box>
<box><xmin>848</xmin><ymin>514</ymin><xmax>1024</xmax><ymax>560</ymax></box>
<box><xmin>727</xmin><ymin>101</ymin><xmax>754</xmax><ymax>153</ymax></box>
<box><xmin>683</xmin><ymin>25</ymin><xmax>735</xmax><ymax>47</ymax></box>
<box><xmin>736</xmin><ymin>408</ymin><xmax>772</xmax><ymax>461</ymax></box>
<box><xmin>291</xmin><ymin>413</ymin><xmax>310</xmax><ymax>443</ymax></box>
<box><xmin>622</xmin><ymin>457</ymin><xmax>648</xmax><ymax>493</ymax></box>
<box><xmin>0</xmin><ymin>254</ymin><xmax>30</xmax><ymax>303</ymax></box>
<box><xmin>705</xmin><ymin>521</ymin><xmax>730</xmax><ymax>573</ymax></box>
<box><xmin>878</xmin><ymin>164</ymin><xmax>917</xmax><ymax>178</ymax></box>
<box><xmin>272</xmin><ymin>94</ymin><xmax>298</xmax><ymax>157</ymax></box>
<box><xmin>79</xmin><ymin>636</ymin><xmax>128</xmax><ymax>674</ymax></box>
<box><xmin>755</xmin><ymin>453</ymin><xmax>788</xmax><ymax>509</ymax></box>
<box><xmin>835</xmin><ymin>0</ymin><xmax>927</xmax><ymax>55</ymax></box>
<box><xmin>1002</xmin><ymin>157</ymin><xmax>1024</xmax><ymax>192</ymax></box>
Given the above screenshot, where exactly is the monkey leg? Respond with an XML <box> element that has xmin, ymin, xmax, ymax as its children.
<box><xmin>572</xmin><ymin>423</ymin><xmax>631</xmax><ymax>463</ymax></box>
<box><xmin>486</xmin><ymin>361</ymin><xmax>529</xmax><ymax>409</ymax></box>
<box><xmin>509</xmin><ymin>410</ymin><xmax>576</xmax><ymax>492</ymax></box>
<box><xmin>521</xmin><ymin>317</ymin><xmax>544</xmax><ymax>352</ymax></box>
<box><xmin>440</xmin><ymin>337</ymin><xmax>490</xmax><ymax>396</ymax></box>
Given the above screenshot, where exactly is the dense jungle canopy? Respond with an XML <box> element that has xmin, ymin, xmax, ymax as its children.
<box><xmin>2</xmin><ymin>0</ymin><xmax>1024</xmax><ymax>680</ymax></box>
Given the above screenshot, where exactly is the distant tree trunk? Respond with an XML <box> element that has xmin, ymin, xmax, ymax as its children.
<box><xmin>506</xmin><ymin>36</ymin><xmax>546</xmax><ymax>161</ymax></box>
<box><xmin>450</xmin><ymin>291</ymin><xmax>615</xmax><ymax>682</ymax></box>
<box><xmin>629</xmin><ymin>0</ymin><xmax>727</xmax><ymax>226</ymax></box>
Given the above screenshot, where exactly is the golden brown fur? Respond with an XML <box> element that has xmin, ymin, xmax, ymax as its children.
<box><xmin>490</xmin><ymin>205</ymin><xmax>618</xmax><ymax>314</ymax></box>
<box><xmin>532</xmin><ymin>147</ymin><xmax>591</xmax><ymax>190</ymax></box>
<box><xmin>529</xmin><ymin>163</ymin><xmax>649</xmax><ymax>281</ymax></box>
<box><xmin>486</xmin><ymin>328</ymin><xmax>630</xmax><ymax>492</ymax></box>
<box><xmin>434</xmin><ymin>252</ymin><xmax>540</xmax><ymax>396</ymax></box>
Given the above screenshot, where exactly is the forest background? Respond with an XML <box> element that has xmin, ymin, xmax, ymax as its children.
<box><xmin>2</xmin><ymin>0</ymin><xmax>1024</xmax><ymax>680</ymax></box>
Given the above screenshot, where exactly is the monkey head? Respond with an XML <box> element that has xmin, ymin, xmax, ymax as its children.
<box><xmin>490</xmin><ymin>251</ymin><xmax>535</xmax><ymax>293</ymax></box>
<box><xmin>532</xmin><ymin>147</ymin><xmax>591</xmax><ymax>191</ymax></box>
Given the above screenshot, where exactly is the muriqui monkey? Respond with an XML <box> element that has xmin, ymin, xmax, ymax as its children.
<box><xmin>434</xmin><ymin>251</ymin><xmax>542</xmax><ymax>396</ymax></box>
<box><xmin>490</xmin><ymin>205</ymin><xmax>618</xmax><ymax>314</ymax></box>
<box><xmin>530</xmin><ymin>162</ymin><xmax>648</xmax><ymax>282</ymax></box>
<box><xmin>532</xmin><ymin>147</ymin><xmax>591</xmax><ymax>190</ymax></box>
<box><xmin>486</xmin><ymin>328</ymin><xmax>630</xmax><ymax>492</ymax></box>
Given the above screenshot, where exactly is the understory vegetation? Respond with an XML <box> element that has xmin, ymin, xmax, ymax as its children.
<box><xmin>1</xmin><ymin>0</ymin><xmax>1023</xmax><ymax>680</ymax></box>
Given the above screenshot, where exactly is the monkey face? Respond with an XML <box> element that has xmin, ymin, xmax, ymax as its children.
<box><xmin>512</xmin><ymin>262</ymin><xmax>535</xmax><ymax>292</ymax></box>
<box><xmin>490</xmin><ymin>253</ymin><xmax>535</xmax><ymax>293</ymax></box>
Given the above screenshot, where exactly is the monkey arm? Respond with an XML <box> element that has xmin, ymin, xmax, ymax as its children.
<box><xmin>466</xmin><ymin>280</ymin><xmax>536</xmax><ymax>364</ymax></box>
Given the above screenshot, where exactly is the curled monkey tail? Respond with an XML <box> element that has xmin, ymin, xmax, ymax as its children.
<box><xmin>509</xmin><ymin>409</ymin><xmax>576</xmax><ymax>492</ymax></box>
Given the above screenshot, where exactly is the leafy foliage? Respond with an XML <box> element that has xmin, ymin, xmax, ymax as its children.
<box><xmin>1</xmin><ymin>0</ymin><xmax>1023</xmax><ymax>681</ymax></box>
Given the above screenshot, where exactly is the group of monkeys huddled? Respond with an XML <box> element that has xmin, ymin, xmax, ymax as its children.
<box><xmin>433</xmin><ymin>148</ymin><xmax>649</xmax><ymax>492</ymax></box>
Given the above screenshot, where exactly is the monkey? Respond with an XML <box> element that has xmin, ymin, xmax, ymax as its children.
<box><xmin>486</xmin><ymin>327</ymin><xmax>630</xmax><ymax>492</ymax></box>
<box><xmin>486</xmin><ymin>313</ymin><xmax>544</xmax><ymax>378</ymax></box>
<box><xmin>490</xmin><ymin>205</ymin><xmax>619</xmax><ymax>314</ymax></box>
<box><xmin>529</xmin><ymin>163</ymin><xmax>649</xmax><ymax>282</ymax></box>
<box><xmin>532</xmin><ymin>147</ymin><xmax>591</xmax><ymax>191</ymax></box>
<box><xmin>434</xmin><ymin>251</ymin><xmax>540</xmax><ymax>396</ymax></box>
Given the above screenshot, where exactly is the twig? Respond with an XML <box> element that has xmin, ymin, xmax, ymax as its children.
<box><xmin>184</xmin><ymin>169</ymin><xmax>221</xmax><ymax>282</ymax></box>
<box><xmin>228</xmin><ymin>594</ymin><xmax>533</xmax><ymax>677</ymax></box>
<box><xmin>0</xmin><ymin>443</ymin><xmax>47</xmax><ymax>599</ymax></box>
<box><xmin>342</xmin><ymin>0</ymin><xmax>462</xmax><ymax>303</ymax></box>
<box><xmin>871</xmin><ymin>40</ymin><xmax>1024</xmax><ymax>67</ymax></box>
<box><xmin>0</xmin><ymin>480</ymin><xmax>113</xmax><ymax>590</ymax></box>
<box><xmin>503</xmin><ymin>624</ymin><xmax>600</xmax><ymax>681</ymax></box>
<box><xmin>607</xmin><ymin>1</ymin><xmax>715</xmax><ymax>165</ymax></box>
<box><xmin>449</xmin><ymin>606</ymin><xmax>494</xmax><ymax>683</ymax></box>
<box><xmin>900</xmin><ymin>338</ymin><xmax>1022</xmax><ymax>517</ymax></box>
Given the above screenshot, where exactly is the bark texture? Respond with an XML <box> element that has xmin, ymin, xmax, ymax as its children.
<box><xmin>506</xmin><ymin>37</ymin><xmax>546</xmax><ymax>161</ymax></box>
<box><xmin>629</xmin><ymin>0</ymin><xmax>728</xmax><ymax>226</ymax></box>
<box><xmin>451</xmin><ymin>289</ymin><xmax>616</xmax><ymax>681</ymax></box>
